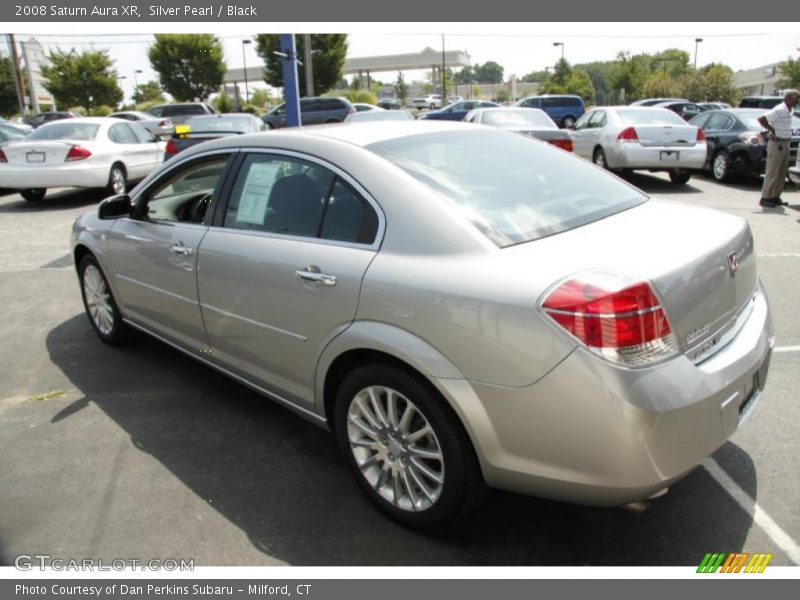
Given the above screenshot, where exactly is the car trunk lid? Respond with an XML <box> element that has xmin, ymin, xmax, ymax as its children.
<box><xmin>633</xmin><ymin>124</ymin><xmax>698</xmax><ymax>147</ymax></box>
<box><xmin>2</xmin><ymin>140</ymin><xmax>83</xmax><ymax>166</ymax></box>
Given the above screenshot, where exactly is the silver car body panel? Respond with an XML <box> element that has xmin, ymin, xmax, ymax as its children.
<box><xmin>71</xmin><ymin>121</ymin><xmax>774</xmax><ymax>506</ymax></box>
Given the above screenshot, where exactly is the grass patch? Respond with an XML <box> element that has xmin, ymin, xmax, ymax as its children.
<box><xmin>28</xmin><ymin>390</ymin><xmax>68</xmax><ymax>402</ymax></box>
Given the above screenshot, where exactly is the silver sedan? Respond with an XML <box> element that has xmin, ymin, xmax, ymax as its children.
<box><xmin>569</xmin><ymin>106</ymin><xmax>707</xmax><ymax>184</ymax></box>
<box><xmin>71</xmin><ymin>121</ymin><xmax>773</xmax><ymax>528</ymax></box>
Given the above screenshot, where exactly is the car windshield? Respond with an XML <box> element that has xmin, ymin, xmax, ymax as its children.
<box><xmin>481</xmin><ymin>110</ymin><xmax>555</xmax><ymax>128</ymax></box>
<box><xmin>616</xmin><ymin>109</ymin><xmax>687</xmax><ymax>125</ymax></box>
<box><xmin>184</xmin><ymin>116</ymin><xmax>252</xmax><ymax>132</ymax></box>
<box><xmin>368</xmin><ymin>130</ymin><xmax>647</xmax><ymax>248</ymax></box>
<box><xmin>27</xmin><ymin>123</ymin><xmax>99</xmax><ymax>141</ymax></box>
<box><xmin>732</xmin><ymin>110</ymin><xmax>800</xmax><ymax>131</ymax></box>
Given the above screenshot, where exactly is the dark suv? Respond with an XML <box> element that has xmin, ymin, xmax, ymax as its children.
<box><xmin>739</xmin><ymin>96</ymin><xmax>783</xmax><ymax>109</ymax></box>
<box><xmin>261</xmin><ymin>97</ymin><xmax>355</xmax><ymax>129</ymax></box>
<box><xmin>513</xmin><ymin>95</ymin><xmax>585</xmax><ymax>128</ymax></box>
<box><xmin>146</xmin><ymin>102</ymin><xmax>216</xmax><ymax>126</ymax></box>
<box><xmin>28</xmin><ymin>111</ymin><xmax>79</xmax><ymax>128</ymax></box>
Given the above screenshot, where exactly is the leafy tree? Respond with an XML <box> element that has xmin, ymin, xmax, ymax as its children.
<box><xmin>475</xmin><ymin>61</ymin><xmax>504</xmax><ymax>84</ymax></box>
<box><xmin>132</xmin><ymin>80</ymin><xmax>165</xmax><ymax>104</ymax></box>
<box><xmin>249</xmin><ymin>88</ymin><xmax>272</xmax><ymax>109</ymax></box>
<box><xmin>698</xmin><ymin>63</ymin><xmax>738</xmax><ymax>103</ymax></box>
<box><xmin>539</xmin><ymin>60</ymin><xmax>593</xmax><ymax>102</ymax></box>
<box><xmin>454</xmin><ymin>66</ymin><xmax>475</xmax><ymax>85</ymax></box>
<box><xmin>607</xmin><ymin>51</ymin><xmax>650</xmax><ymax>102</ymax></box>
<box><xmin>778</xmin><ymin>56</ymin><xmax>800</xmax><ymax>90</ymax></box>
<box><xmin>148</xmin><ymin>34</ymin><xmax>226</xmax><ymax>101</ymax></box>
<box><xmin>652</xmin><ymin>49</ymin><xmax>691</xmax><ymax>79</ymax></box>
<box><xmin>565</xmin><ymin>69</ymin><xmax>595</xmax><ymax>103</ymax></box>
<box><xmin>520</xmin><ymin>69</ymin><xmax>549</xmax><ymax>83</ymax></box>
<box><xmin>641</xmin><ymin>72</ymin><xmax>682</xmax><ymax>99</ymax></box>
<box><xmin>494</xmin><ymin>88</ymin><xmax>510</xmax><ymax>103</ymax></box>
<box><xmin>1</xmin><ymin>56</ymin><xmax>19</xmax><ymax>117</ymax></box>
<box><xmin>213</xmin><ymin>90</ymin><xmax>233</xmax><ymax>113</ymax></box>
<box><xmin>254</xmin><ymin>34</ymin><xmax>347</xmax><ymax>97</ymax></box>
<box><xmin>394</xmin><ymin>71</ymin><xmax>409</xmax><ymax>106</ymax></box>
<box><xmin>40</xmin><ymin>49</ymin><xmax>123</xmax><ymax>111</ymax></box>
<box><xmin>574</xmin><ymin>61</ymin><xmax>611</xmax><ymax>104</ymax></box>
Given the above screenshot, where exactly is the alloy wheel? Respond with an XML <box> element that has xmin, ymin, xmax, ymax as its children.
<box><xmin>82</xmin><ymin>264</ymin><xmax>114</xmax><ymax>335</ymax></box>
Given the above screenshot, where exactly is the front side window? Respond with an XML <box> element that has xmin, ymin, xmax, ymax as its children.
<box><xmin>109</xmin><ymin>123</ymin><xmax>138</xmax><ymax>144</ymax></box>
<box><xmin>223</xmin><ymin>154</ymin><xmax>378</xmax><ymax>244</ymax></box>
<box><xmin>141</xmin><ymin>157</ymin><xmax>229</xmax><ymax>224</ymax></box>
<box><xmin>368</xmin><ymin>130</ymin><xmax>646</xmax><ymax>248</ymax></box>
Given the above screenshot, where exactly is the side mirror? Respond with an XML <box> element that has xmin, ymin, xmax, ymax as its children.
<box><xmin>98</xmin><ymin>194</ymin><xmax>131</xmax><ymax>220</ymax></box>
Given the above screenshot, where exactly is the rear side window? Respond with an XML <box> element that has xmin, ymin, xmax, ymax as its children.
<box><xmin>109</xmin><ymin>123</ymin><xmax>138</xmax><ymax>144</ymax></box>
<box><xmin>705</xmin><ymin>113</ymin><xmax>734</xmax><ymax>130</ymax></box>
<box><xmin>368</xmin><ymin>130</ymin><xmax>646</xmax><ymax>248</ymax></box>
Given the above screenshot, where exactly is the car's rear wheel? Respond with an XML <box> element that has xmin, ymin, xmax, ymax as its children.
<box><xmin>20</xmin><ymin>188</ymin><xmax>46</xmax><ymax>202</ymax></box>
<box><xmin>593</xmin><ymin>147</ymin><xmax>609</xmax><ymax>170</ymax></box>
<box><xmin>669</xmin><ymin>169</ymin><xmax>692</xmax><ymax>185</ymax></box>
<box><xmin>105</xmin><ymin>164</ymin><xmax>127</xmax><ymax>196</ymax></box>
<box><xmin>429</xmin><ymin>104</ymin><xmax>436</xmax><ymax>110</ymax></box>
<box><xmin>334</xmin><ymin>364</ymin><xmax>484</xmax><ymax>529</ymax></box>
<box><xmin>711</xmin><ymin>151</ymin><xmax>731</xmax><ymax>183</ymax></box>
<box><xmin>79</xmin><ymin>255</ymin><xmax>129</xmax><ymax>345</ymax></box>
<box><xmin>561</xmin><ymin>115</ymin><xmax>576</xmax><ymax>128</ymax></box>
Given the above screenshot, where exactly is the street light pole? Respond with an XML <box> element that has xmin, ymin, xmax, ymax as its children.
<box><xmin>694</xmin><ymin>38</ymin><xmax>703</xmax><ymax>69</ymax></box>
<box><xmin>553</xmin><ymin>41</ymin><xmax>564</xmax><ymax>63</ymax></box>
<box><xmin>442</xmin><ymin>34</ymin><xmax>447</xmax><ymax>100</ymax></box>
<box><xmin>242</xmin><ymin>39</ymin><xmax>252</xmax><ymax>106</ymax></box>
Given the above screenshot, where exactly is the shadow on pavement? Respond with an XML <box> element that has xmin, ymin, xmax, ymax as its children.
<box><xmin>46</xmin><ymin>314</ymin><xmax>758</xmax><ymax>566</ymax></box>
<box><xmin>0</xmin><ymin>188</ymin><xmax>107</xmax><ymax>213</ymax></box>
<box><xmin>617</xmin><ymin>172</ymin><xmax>703</xmax><ymax>195</ymax></box>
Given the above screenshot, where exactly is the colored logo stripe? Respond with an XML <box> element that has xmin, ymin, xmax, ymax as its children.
<box><xmin>697</xmin><ymin>552</ymin><xmax>773</xmax><ymax>573</ymax></box>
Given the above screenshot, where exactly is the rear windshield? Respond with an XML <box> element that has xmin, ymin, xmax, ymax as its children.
<box><xmin>482</xmin><ymin>109</ymin><xmax>556</xmax><ymax>128</ymax></box>
<box><xmin>368</xmin><ymin>130</ymin><xmax>647</xmax><ymax>248</ymax></box>
<box><xmin>617</xmin><ymin>109</ymin><xmax>686</xmax><ymax>125</ymax></box>
<box><xmin>184</xmin><ymin>116</ymin><xmax>252</xmax><ymax>132</ymax></box>
<box><xmin>27</xmin><ymin>123</ymin><xmax>99</xmax><ymax>141</ymax></box>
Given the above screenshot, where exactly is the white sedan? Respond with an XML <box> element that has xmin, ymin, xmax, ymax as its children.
<box><xmin>0</xmin><ymin>117</ymin><xmax>164</xmax><ymax>202</ymax></box>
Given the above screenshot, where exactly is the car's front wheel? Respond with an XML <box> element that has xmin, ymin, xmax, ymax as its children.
<box><xmin>20</xmin><ymin>188</ymin><xmax>46</xmax><ymax>202</ymax></box>
<box><xmin>711</xmin><ymin>151</ymin><xmax>731</xmax><ymax>182</ymax></box>
<box><xmin>561</xmin><ymin>115</ymin><xmax>576</xmax><ymax>128</ymax></box>
<box><xmin>79</xmin><ymin>255</ymin><xmax>129</xmax><ymax>345</ymax></box>
<box><xmin>334</xmin><ymin>364</ymin><xmax>484</xmax><ymax>529</ymax></box>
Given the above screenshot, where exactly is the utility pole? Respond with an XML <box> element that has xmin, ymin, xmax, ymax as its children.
<box><xmin>8</xmin><ymin>34</ymin><xmax>27</xmax><ymax>116</ymax></box>
<box><xmin>302</xmin><ymin>34</ymin><xmax>314</xmax><ymax>97</ymax></box>
<box><xmin>441</xmin><ymin>34</ymin><xmax>447</xmax><ymax>99</ymax></box>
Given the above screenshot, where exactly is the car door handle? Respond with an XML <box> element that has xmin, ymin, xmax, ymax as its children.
<box><xmin>170</xmin><ymin>242</ymin><xmax>194</xmax><ymax>256</ymax></box>
<box><xmin>295</xmin><ymin>266</ymin><xmax>336</xmax><ymax>286</ymax></box>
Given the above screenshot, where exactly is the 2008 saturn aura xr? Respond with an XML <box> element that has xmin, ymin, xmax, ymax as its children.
<box><xmin>71</xmin><ymin>121</ymin><xmax>773</xmax><ymax>528</ymax></box>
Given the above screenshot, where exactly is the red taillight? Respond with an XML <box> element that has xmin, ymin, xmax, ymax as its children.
<box><xmin>548</xmin><ymin>138</ymin><xmax>574</xmax><ymax>152</ymax></box>
<box><xmin>165</xmin><ymin>139</ymin><xmax>178</xmax><ymax>155</ymax></box>
<box><xmin>616</xmin><ymin>127</ymin><xmax>639</xmax><ymax>143</ymax></box>
<box><xmin>542</xmin><ymin>271</ymin><xmax>677</xmax><ymax>366</ymax></box>
<box><xmin>696</xmin><ymin>128</ymin><xmax>706</xmax><ymax>143</ymax></box>
<box><xmin>0</xmin><ymin>149</ymin><xmax>7</xmax><ymax>163</ymax></box>
<box><xmin>65</xmin><ymin>145</ymin><xmax>91</xmax><ymax>161</ymax></box>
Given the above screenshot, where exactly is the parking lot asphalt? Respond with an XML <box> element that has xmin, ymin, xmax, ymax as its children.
<box><xmin>0</xmin><ymin>174</ymin><xmax>798</xmax><ymax>567</ymax></box>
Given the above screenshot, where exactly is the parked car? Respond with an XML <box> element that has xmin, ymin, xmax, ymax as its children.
<box><xmin>689</xmin><ymin>108</ymin><xmax>800</xmax><ymax>182</ymax></box>
<box><xmin>261</xmin><ymin>97</ymin><xmax>355</xmax><ymax>129</ymax></box>
<box><xmin>0</xmin><ymin>119</ymin><xmax>32</xmax><ymax>134</ymax></box>
<box><xmin>789</xmin><ymin>151</ymin><xmax>800</xmax><ymax>185</ymax></box>
<box><xmin>146</xmin><ymin>102</ymin><xmax>216</xmax><ymax>126</ymax></box>
<box><xmin>410</xmin><ymin>94</ymin><xmax>443</xmax><ymax>110</ymax></box>
<box><xmin>28</xmin><ymin>111</ymin><xmax>79</xmax><ymax>128</ymax></box>
<box><xmin>698</xmin><ymin>102</ymin><xmax>732</xmax><ymax>111</ymax></box>
<box><xmin>0</xmin><ymin>123</ymin><xmax>28</xmax><ymax>143</ymax></box>
<box><xmin>377</xmin><ymin>98</ymin><xmax>402</xmax><ymax>110</ymax></box>
<box><xmin>418</xmin><ymin>100</ymin><xmax>499</xmax><ymax>121</ymax></box>
<box><xmin>72</xmin><ymin>121</ymin><xmax>772</xmax><ymax>528</ymax></box>
<box><xmin>352</xmin><ymin>103</ymin><xmax>384</xmax><ymax>113</ymax></box>
<box><xmin>630</xmin><ymin>98</ymin><xmax>688</xmax><ymax>107</ymax></box>
<box><xmin>345</xmin><ymin>110</ymin><xmax>415</xmax><ymax>123</ymax></box>
<box><xmin>513</xmin><ymin>94</ymin><xmax>585</xmax><ymax>128</ymax></box>
<box><xmin>164</xmin><ymin>113</ymin><xmax>265</xmax><ymax>160</ymax></box>
<box><xmin>446</xmin><ymin>95</ymin><xmax>464</xmax><ymax>104</ymax></box>
<box><xmin>0</xmin><ymin>117</ymin><xmax>164</xmax><ymax>202</ymax></box>
<box><xmin>739</xmin><ymin>96</ymin><xmax>783</xmax><ymax>109</ymax></box>
<box><xmin>568</xmin><ymin>106</ymin><xmax>707</xmax><ymax>184</ymax></box>
<box><xmin>464</xmin><ymin>107</ymin><xmax>573</xmax><ymax>151</ymax></box>
<box><xmin>653</xmin><ymin>101</ymin><xmax>708</xmax><ymax>122</ymax></box>
<box><xmin>110</xmin><ymin>111</ymin><xmax>174</xmax><ymax>138</ymax></box>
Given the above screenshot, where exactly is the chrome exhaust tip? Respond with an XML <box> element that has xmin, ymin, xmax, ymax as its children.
<box><xmin>622</xmin><ymin>488</ymin><xmax>669</xmax><ymax>514</ymax></box>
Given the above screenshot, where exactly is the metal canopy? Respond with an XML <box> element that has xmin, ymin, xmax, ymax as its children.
<box><xmin>343</xmin><ymin>47</ymin><xmax>471</xmax><ymax>74</ymax></box>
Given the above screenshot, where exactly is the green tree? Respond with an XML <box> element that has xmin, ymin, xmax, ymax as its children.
<box><xmin>40</xmin><ymin>49</ymin><xmax>123</xmax><ymax>111</ymax></box>
<box><xmin>520</xmin><ymin>69</ymin><xmax>549</xmax><ymax>83</ymax></box>
<box><xmin>254</xmin><ymin>34</ymin><xmax>347</xmax><ymax>97</ymax></box>
<box><xmin>0</xmin><ymin>56</ymin><xmax>19</xmax><ymax>117</ymax></box>
<box><xmin>394</xmin><ymin>71</ymin><xmax>409</xmax><ymax>106</ymax></box>
<box><xmin>132</xmin><ymin>80</ymin><xmax>165</xmax><ymax>104</ymax></box>
<box><xmin>213</xmin><ymin>90</ymin><xmax>233</xmax><ymax>113</ymax></box>
<box><xmin>475</xmin><ymin>61</ymin><xmax>504</xmax><ymax>84</ymax></box>
<box><xmin>249</xmin><ymin>88</ymin><xmax>272</xmax><ymax>109</ymax></box>
<box><xmin>565</xmin><ymin>69</ymin><xmax>595</xmax><ymax>103</ymax></box>
<box><xmin>641</xmin><ymin>72</ymin><xmax>682</xmax><ymax>99</ymax></box>
<box><xmin>701</xmin><ymin>63</ymin><xmax>738</xmax><ymax>103</ymax></box>
<box><xmin>652</xmin><ymin>49</ymin><xmax>691</xmax><ymax>79</ymax></box>
<box><xmin>607</xmin><ymin>51</ymin><xmax>650</xmax><ymax>102</ymax></box>
<box><xmin>778</xmin><ymin>56</ymin><xmax>800</xmax><ymax>90</ymax></box>
<box><xmin>454</xmin><ymin>66</ymin><xmax>475</xmax><ymax>85</ymax></box>
<box><xmin>148</xmin><ymin>34</ymin><xmax>226</xmax><ymax>101</ymax></box>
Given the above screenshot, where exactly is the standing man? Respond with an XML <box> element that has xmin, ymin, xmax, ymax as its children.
<box><xmin>758</xmin><ymin>89</ymin><xmax>799</xmax><ymax>208</ymax></box>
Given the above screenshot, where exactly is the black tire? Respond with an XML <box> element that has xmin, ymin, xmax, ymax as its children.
<box><xmin>78</xmin><ymin>254</ymin><xmax>130</xmax><ymax>345</ymax></box>
<box><xmin>334</xmin><ymin>363</ymin><xmax>485</xmax><ymax>529</ymax></box>
<box><xmin>593</xmin><ymin>147</ymin><xmax>609</xmax><ymax>170</ymax></box>
<box><xmin>669</xmin><ymin>169</ymin><xmax>692</xmax><ymax>185</ymax></box>
<box><xmin>711</xmin><ymin>151</ymin><xmax>731</xmax><ymax>183</ymax></box>
<box><xmin>561</xmin><ymin>115</ymin><xmax>576</xmax><ymax>128</ymax></box>
<box><xmin>105</xmin><ymin>164</ymin><xmax>127</xmax><ymax>196</ymax></box>
<box><xmin>429</xmin><ymin>104</ymin><xmax>436</xmax><ymax>110</ymax></box>
<box><xmin>21</xmin><ymin>188</ymin><xmax>46</xmax><ymax>202</ymax></box>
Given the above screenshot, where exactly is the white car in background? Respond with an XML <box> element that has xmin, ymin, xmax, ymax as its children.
<box><xmin>410</xmin><ymin>94</ymin><xmax>443</xmax><ymax>110</ymax></box>
<box><xmin>0</xmin><ymin>117</ymin><xmax>164</xmax><ymax>202</ymax></box>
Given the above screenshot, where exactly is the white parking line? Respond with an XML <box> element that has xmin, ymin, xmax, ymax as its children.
<box><xmin>704</xmin><ymin>458</ymin><xmax>800</xmax><ymax>565</ymax></box>
<box><xmin>757</xmin><ymin>253</ymin><xmax>800</xmax><ymax>258</ymax></box>
<box><xmin>774</xmin><ymin>346</ymin><xmax>800</xmax><ymax>353</ymax></box>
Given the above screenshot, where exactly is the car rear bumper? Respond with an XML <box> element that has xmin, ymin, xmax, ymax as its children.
<box><xmin>436</xmin><ymin>281</ymin><xmax>773</xmax><ymax>506</ymax></box>
<box><xmin>608</xmin><ymin>143</ymin><xmax>707</xmax><ymax>170</ymax></box>
<box><xmin>0</xmin><ymin>163</ymin><xmax>110</xmax><ymax>189</ymax></box>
